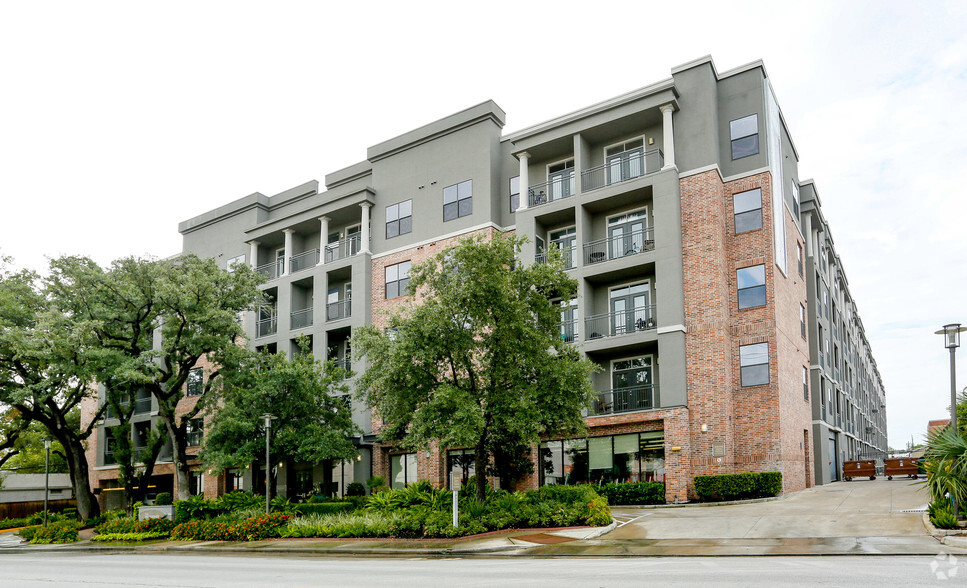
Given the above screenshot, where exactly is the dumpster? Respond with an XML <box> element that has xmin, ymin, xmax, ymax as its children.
<box><xmin>842</xmin><ymin>460</ymin><xmax>876</xmax><ymax>481</ymax></box>
<box><xmin>884</xmin><ymin>458</ymin><xmax>919</xmax><ymax>480</ymax></box>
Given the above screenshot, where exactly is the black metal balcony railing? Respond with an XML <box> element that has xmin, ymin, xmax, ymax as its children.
<box><xmin>324</xmin><ymin>235</ymin><xmax>361</xmax><ymax>263</ymax></box>
<box><xmin>327</xmin><ymin>299</ymin><xmax>351</xmax><ymax>321</ymax></box>
<box><xmin>592</xmin><ymin>384</ymin><xmax>659</xmax><ymax>415</ymax></box>
<box><xmin>581</xmin><ymin>149</ymin><xmax>663</xmax><ymax>192</ymax></box>
<box><xmin>290</xmin><ymin>308</ymin><xmax>313</xmax><ymax>330</ymax></box>
<box><xmin>583</xmin><ymin>228</ymin><xmax>655</xmax><ymax>265</ymax></box>
<box><xmin>527</xmin><ymin>174</ymin><xmax>575</xmax><ymax>208</ymax></box>
<box><xmin>535</xmin><ymin>247</ymin><xmax>576</xmax><ymax>270</ymax></box>
<box><xmin>289</xmin><ymin>249</ymin><xmax>319</xmax><ymax>274</ymax></box>
<box><xmin>256</xmin><ymin>316</ymin><xmax>277</xmax><ymax>338</ymax></box>
<box><xmin>585</xmin><ymin>304</ymin><xmax>657</xmax><ymax>340</ymax></box>
<box><xmin>255</xmin><ymin>259</ymin><xmax>284</xmax><ymax>280</ymax></box>
<box><xmin>560</xmin><ymin>319</ymin><xmax>578</xmax><ymax>343</ymax></box>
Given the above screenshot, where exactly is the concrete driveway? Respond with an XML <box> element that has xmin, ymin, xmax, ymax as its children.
<box><xmin>524</xmin><ymin>478</ymin><xmax>961</xmax><ymax>556</ymax></box>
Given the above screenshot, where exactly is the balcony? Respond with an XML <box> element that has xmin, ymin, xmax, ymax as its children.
<box><xmin>591</xmin><ymin>385</ymin><xmax>659</xmax><ymax>416</ymax></box>
<box><xmin>256</xmin><ymin>316</ymin><xmax>277</xmax><ymax>338</ymax></box>
<box><xmin>581</xmin><ymin>149</ymin><xmax>663</xmax><ymax>192</ymax></box>
<box><xmin>535</xmin><ymin>248</ymin><xmax>576</xmax><ymax>270</ymax></box>
<box><xmin>289</xmin><ymin>249</ymin><xmax>319</xmax><ymax>274</ymax></box>
<box><xmin>290</xmin><ymin>308</ymin><xmax>313</xmax><ymax>330</ymax></box>
<box><xmin>133</xmin><ymin>397</ymin><xmax>152</xmax><ymax>414</ymax></box>
<box><xmin>324</xmin><ymin>235</ymin><xmax>361</xmax><ymax>264</ymax></box>
<box><xmin>256</xmin><ymin>259</ymin><xmax>284</xmax><ymax>281</ymax></box>
<box><xmin>527</xmin><ymin>174</ymin><xmax>575</xmax><ymax>209</ymax></box>
<box><xmin>327</xmin><ymin>299</ymin><xmax>351</xmax><ymax>321</ymax></box>
<box><xmin>583</xmin><ymin>228</ymin><xmax>655</xmax><ymax>265</ymax></box>
<box><xmin>585</xmin><ymin>304</ymin><xmax>657</xmax><ymax>340</ymax></box>
<box><xmin>560</xmin><ymin>318</ymin><xmax>578</xmax><ymax>343</ymax></box>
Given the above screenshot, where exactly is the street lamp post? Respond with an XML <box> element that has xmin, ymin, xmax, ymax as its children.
<box><xmin>262</xmin><ymin>414</ymin><xmax>275</xmax><ymax>515</ymax></box>
<box><xmin>936</xmin><ymin>323</ymin><xmax>967</xmax><ymax>518</ymax></box>
<box><xmin>43</xmin><ymin>438</ymin><xmax>51</xmax><ymax>528</ymax></box>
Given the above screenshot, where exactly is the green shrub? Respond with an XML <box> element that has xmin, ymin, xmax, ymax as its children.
<box><xmin>95</xmin><ymin>517</ymin><xmax>175</xmax><ymax>535</ymax></box>
<box><xmin>154</xmin><ymin>492</ymin><xmax>173</xmax><ymax>506</ymax></box>
<box><xmin>219</xmin><ymin>491</ymin><xmax>264</xmax><ymax>512</ymax></box>
<box><xmin>930</xmin><ymin>500</ymin><xmax>958</xmax><ymax>529</ymax></box>
<box><xmin>593</xmin><ymin>482</ymin><xmax>665</xmax><ymax>505</ymax></box>
<box><xmin>30</xmin><ymin>521</ymin><xmax>79</xmax><ymax>544</ymax></box>
<box><xmin>346</xmin><ymin>482</ymin><xmax>366</xmax><ymax>497</ymax></box>
<box><xmin>171</xmin><ymin>513</ymin><xmax>291</xmax><ymax>541</ymax></box>
<box><xmin>91</xmin><ymin>531</ymin><xmax>170</xmax><ymax>542</ymax></box>
<box><xmin>16</xmin><ymin>525</ymin><xmax>40</xmax><ymax>541</ymax></box>
<box><xmin>294</xmin><ymin>502</ymin><xmax>356</xmax><ymax>517</ymax></box>
<box><xmin>693</xmin><ymin>472</ymin><xmax>782</xmax><ymax>501</ymax></box>
<box><xmin>0</xmin><ymin>516</ymin><xmax>33</xmax><ymax>530</ymax></box>
<box><xmin>366</xmin><ymin>476</ymin><xmax>386</xmax><ymax>493</ymax></box>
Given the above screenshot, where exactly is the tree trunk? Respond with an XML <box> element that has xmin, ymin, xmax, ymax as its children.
<box><xmin>63</xmin><ymin>438</ymin><xmax>100</xmax><ymax>520</ymax></box>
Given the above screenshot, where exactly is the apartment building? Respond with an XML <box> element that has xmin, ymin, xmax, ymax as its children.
<box><xmin>83</xmin><ymin>55</ymin><xmax>887</xmax><ymax>504</ymax></box>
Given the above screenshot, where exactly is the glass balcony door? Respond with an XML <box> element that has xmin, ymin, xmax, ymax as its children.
<box><xmin>611</xmin><ymin>356</ymin><xmax>654</xmax><ymax>412</ymax></box>
<box><xmin>547</xmin><ymin>160</ymin><xmax>575</xmax><ymax>201</ymax></box>
<box><xmin>549</xmin><ymin>227</ymin><xmax>576</xmax><ymax>269</ymax></box>
<box><xmin>605</xmin><ymin>139</ymin><xmax>644</xmax><ymax>184</ymax></box>
<box><xmin>609</xmin><ymin>282</ymin><xmax>650</xmax><ymax>335</ymax></box>
<box><xmin>608</xmin><ymin>209</ymin><xmax>648</xmax><ymax>260</ymax></box>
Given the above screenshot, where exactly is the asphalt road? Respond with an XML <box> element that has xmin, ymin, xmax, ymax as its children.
<box><xmin>0</xmin><ymin>553</ymin><xmax>961</xmax><ymax>587</ymax></box>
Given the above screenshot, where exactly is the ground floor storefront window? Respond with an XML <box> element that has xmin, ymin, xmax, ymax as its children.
<box><xmin>390</xmin><ymin>453</ymin><xmax>418</xmax><ymax>489</ymax></box>
<box><xmin>539</xmin><ymin>430</ymin><xmax>665</xmax><ymax>486</ymax></box>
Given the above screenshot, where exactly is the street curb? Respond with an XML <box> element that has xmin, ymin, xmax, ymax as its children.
<box><xmin>612</xmin><ymin>494</ymin><xmax>785</xmax><ymax>509</ymax></box>
<box><xmin>922</xmin><ymin>512</ymin><xmax>967</xmax><ymax>537</ymax></box>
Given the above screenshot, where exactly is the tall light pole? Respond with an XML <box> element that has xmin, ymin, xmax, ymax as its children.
<box><xmin>43</xmin><ymin>438</ymin><xmax>51</xmax><ymax>528</ymax></box>
<box><xmin>262</xmin><ymin>414</ymin><xmax>275</xmax><ymax>515</ymax></box>
<box><xmin>936</xmin><ymin>323</ymin><xmax>966</xmax><ymax>518</ymax></box>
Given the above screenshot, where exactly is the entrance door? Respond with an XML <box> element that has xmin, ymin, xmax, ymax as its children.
<box><xmin>346</xmin><ymin>225</ymin><xmax>361</xmax><ymax>255</ymax></box>
<box><xmin>610</xmin><ymin>283</ymin><xmax>650</xmax><ymax>335</ymax></box>
<box><xmin>828</xmin><ymin>437</ymin><xmax>837</xmax><ymax>481</ymax></box>
<box><xmin>608</xmin><ymin>209</ymin><xmax>647</xmax><ymax>260</ymax></box>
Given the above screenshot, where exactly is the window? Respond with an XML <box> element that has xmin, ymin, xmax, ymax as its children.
<box><xmin>390</xmin><ymin>453</ymin><xmax>417</xmax><ymax>489</ymax></box>
<box><xmin>740</xmin><ymin>342</ymin><xmax>769</xmax><ymax>386</ymax></box>
<box><xmin>791</xmin><ymin>181</ymin><xmax>800</xmax><ymax>217</ymax></box>
<box><xmin>385</xmin><ymin>261</ymin><xmax>411</xmax><ymax>299</ymax></box>
<box><xmin>736</xmin><ymin>264</ymin><xmax>766</xmax><ymax>309</ymax></box>
<box><xmin>186</xmin><ymin>418</ymin><xmax>204</xmax><ymax>447</ymax></box>
<box><xmin>539</xmin><ymin>431</ymin><xmax>665</xmax><ymax>486</ymax></box>
<box><xmin>730</xmin><ymin>114</ymin><xmax>759</xmax><ymax>159</ymax></box>
<box><xmin>733</xmin><ymin>188</ymin><xmax>763</xmax><ymax>233</ymax></box>
<box><xmin>226</xmin><ymin>254</ymin><xmax>245</xmax><ymax>272</ymax></box>
<box><xmin>186</xmin><ymin>368</ymin><xmax>203</xmax><ymax>396</ymax></box>
<box><xmin>226</xmin><ymin>468</ymin><xmax>243</xmax><ymax>492</ymax></box>
<box><xmin>605</xmin><ymin>139</ymin><xmax>644</xmax><ymax>183</ymax></box>
<box><xmin>189</xmin><ymin>471</ymin><xmax>204</xmax><ymax>496</ymax></box>
<box><xmin>800</xmin><ymin>304</ymin><xmax>807</xmax><ymax>339</ymax></box>
<box><xmin>547</xmin><ymin>160</ymin><xmax>575</xmax><ymax>200</ymax></box>
<box><xmin>803</xmin><ymin>367</ymin><xmax>809</xmax><ymax>401</ymax></box>
<box><xmin>443</xmin><ymin>179</ymin><xmax>472</xmax><ymax>221</ymax></box>
<box><xmin>797</xmin><ymin>242</ymin><xmax>804</xmax><ymax>276</ymax></box>
<box><xmin>385</xmin><ymin>200</ymin><xmax>412</xmax><ymax>239</ymax></box>
<box><xmin>509</xmin><ymin>176</ymin><xmax>520</xmax><ymax>212</ymax></box>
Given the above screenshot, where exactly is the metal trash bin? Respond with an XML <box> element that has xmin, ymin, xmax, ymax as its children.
<box><xmin>884</xmin><ymin>458</ymin><xmax>919</xmax><ymax>480</ymax></box>
<box><xmin>843</xmin><ymin>460</ymin><xmax>876</xmax><ymax>481</ymax></box>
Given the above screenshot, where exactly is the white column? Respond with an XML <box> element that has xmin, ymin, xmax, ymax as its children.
<box><xmin>248</xmin><ymin>240</ymin><xmax>260</xmax><ymax>269</ymax></box>
<box><xmin>359</xmin><ymin>202</ymin><xmax>372</xmax><ymax>254</ymax></box>
<box><xmin>660</xmin><ymin>104</ymin><xmax>676</xmax><ymax>170</ymax></box>
<box><xmin>282</xmin><ymin>229</ymin><xmax>294</xmax><ymax>276</ymax></box>
<box><xmin>317</xmin><ymin>216</ymin><xmax>330</xmax><ymax>265</ymax></box>
<box><xmin>518</xmin><ymin>152</ymin><xmax>530</xmax><ymax>210</ymax></box>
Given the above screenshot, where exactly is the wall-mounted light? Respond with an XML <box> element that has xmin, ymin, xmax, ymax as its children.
<box><xmin>701</xmin><ymin>423</ymin><xmax>708</xmax><ymax>433</ymax></box>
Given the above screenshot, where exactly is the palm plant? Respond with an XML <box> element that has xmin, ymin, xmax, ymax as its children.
<box><xmin>921</xmin><ymin>426</ymin><xmax>967</xmax><ymax>511</ymax></box>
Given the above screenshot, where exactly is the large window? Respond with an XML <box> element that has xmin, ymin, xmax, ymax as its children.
<box><xmin>539</xmin><ymin>431</ymin><xmax>664</xmax><ymax>486</ymax></box>
<box><xmin>803</xmin><ymin>366</ymin><xmax>809</xmax><ymax>401</ymax></box>
<box><xmin>730</xmin><ymin>114</ymin><xmax>759</xmax><ymax>159</ymax></box>
<box><xmin>443</xmin><ymin>179</ymin><xmax>472</xmax><ymax>221</ymax></box>
<box><xmin>187</xmin><ymin>368</ymin><xmax>203</xmax><ymax>396</ymax></box>
<box><xmin>797</xmin><ymin>242</ymin><xmax>804</xmax><ymax>276</ymax></box>
<box><xmin>732</xmin><ymin>188</ymin><xmax>762</xmax><ymax>233</ymax></box>
<box><xmin>740</xmin><ymin>342</ymin><xmax>769</xmax><ymax>386</ymax></box>
<box><xmin>385</xmin><ymin>200</ymin><xmax>412</xmax><ymax>239</ymax></box>
<box><xmin>390</xmin><ymin>453</ymin><xmax>418</xmax><ymax>489</ymax></box>
<box><xmin>509</xmin><ymin>176</ymin><xmax>520</xmax><ymax>212</ymax></box>
<box><xmin>800</xmin><ymin>304</ymin><xmax>807</xmax><ymax>339</ymax></box>
<box><xmin>189</xmin><ymin>471</ymin><xmax>204</xmax><ymax>496</ymax></box>
<box><xmin>447</xmin><ymin>449</ymin><xmax>475</xmax><ymax>489</ymax></box>
<box><xmin>385</xmin><ymin>261</ymin><xmax>411</xmax><ymax>299</ymax></box>
<box><xmin>736</xmin><ymin>265</ymin><xmax>766</xmax><ymax>309</ymax></box>
<box><xmin>186</xmin><ymin>418</ymin><xmax>204</xmax><ymax>447</ymax></box>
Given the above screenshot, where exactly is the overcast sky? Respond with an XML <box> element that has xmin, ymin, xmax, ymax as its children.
<box><xmin>1</xmin><ymin>1</ymin><xmax>965</xmax><ymax>450</ymax></box>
